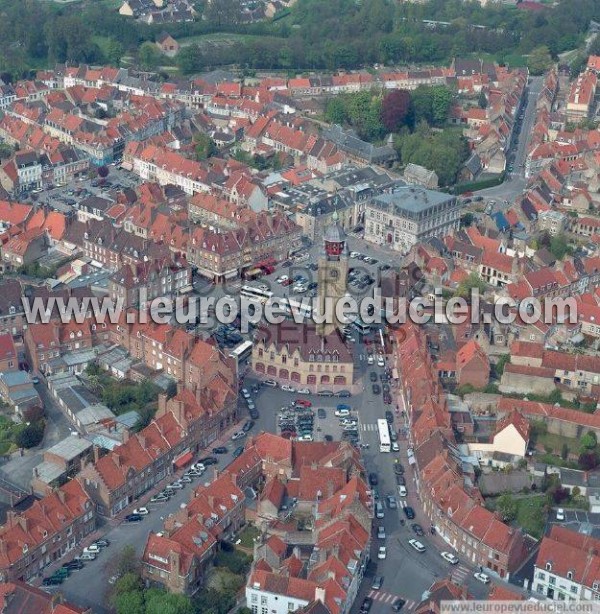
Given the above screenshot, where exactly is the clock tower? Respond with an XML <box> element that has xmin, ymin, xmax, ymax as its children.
<box><xmin>316</xmin><ymin>211</ymin><xmax>349</xmax><ymax>337</ymax></box>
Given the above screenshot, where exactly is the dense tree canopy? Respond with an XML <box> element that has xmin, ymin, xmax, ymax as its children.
<box><xmin>0</xmin><ymin>0</ymin><xmax>598</xmax><ymax>77</ymax></box>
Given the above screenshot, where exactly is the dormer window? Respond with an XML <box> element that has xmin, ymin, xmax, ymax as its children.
<box><xmin>77</xmin><ymin>330</ymin><xmax>82</xmax><ymax>337</ymax></box>
<box><xmin>567</xmin><ymin>571</ymin><xmax>574</xmax><ymax>580</ymax></box>
<box><xmin>69</xmin><ymin>332</ymin><xmax>75</xmax><ymax>339</ymax></box>
<box><xmin>546</xmin><ymin>562</ymin><xmax>552</xmax><ymax>572</ymax></box>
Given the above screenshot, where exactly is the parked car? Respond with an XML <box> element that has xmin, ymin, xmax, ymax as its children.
<box><xmin>233</xmin><ymin>446</ymin><xmax>244</xmax><ymax>458</ymax></box>
<box><xmin>83</xmin><ymin>544</ymin><xmax>100</xmax><ymax>554</ymax></box>
<box><xmin>212</xmin><ymin>446</ymin><xmax>228</xmax><ymax>454</ymax></box>
<box><xmin>377</xmin><ymin>525</ymin><xmax>386</xmax><ymax>540</ymax></box>
<box><xmin>372</xmin><ymin>384</ymin><xmax>381</xmax><ymax>395</ymax></box>
<box><xmin>370</xmin><ymin>372</ymin><xmax>378</xmax><ymax>382</ymax></box>
<box><xmin>133</xmin><ymin>507</ymin><xmax>149</xmax><ymax>516</ymax></box>
<box><xmin>295</xmin><ymin>399</ymin><xmax>312</xmax><ymax>407</ymax></box>
<box><xmin>125</xmin><ymin>514</ymin><xmax>143</xmax><ymax>522</ymax></box>
<box><xmin>95</xmin><ymin>539</ymin><xmax>110</xmax><ymax>548</ymax></box>
<box><xmin>377</xmin><ymin>546</ymin><xmax>387</xmax><ymax>560</ymax></box>
<box><xmin>317</xmin><ymin>408</ymin><xmax>326</xmax><ymax>419</ymax></box>
<box><xmin>151</xmin><ymin>493</ymin><xmax>170</xmax><ymax>503</ymax></box>
<box><xmin>371</xmin><ymin>575</ymin><xmax>383</xmax><ymax>590</ymax></box>
<box><xmin>474</xmin><ymin>572</ymin><xmax>490</xmax><ymax>584</ymax></box>
<box><xmin>63</xmin><ymin>560</ymin><xmax>84</xmax><ymax>570</ymax></box>
<box><xmin>197</xmin><ymin>456</ymin><xmax>218</xmax><ymax>466</ymax></box>
<box><xmin>43</xmin><ymin>576</ymin><xmax>63</xmax><ymax>586</ymax></box>
<box><xmin>360</xmin><ymin>597</ymin><xmax>373</xmax><ymax>613</ymax></box>
<box><xmin>368</xmin><ymin>472</ymin><xmax>379</xmax><ymax>486</ymax></box>
<box><xmin>386</xmin><ymin>495</ymin><xmax>398</xmax><ymax>509</ymax></box>
<box><xmin>398</xmin><ymin>485</ymin><xmax>407</xmax><ymax>497</ymax></box>
<box><xmin>79</xmin><ymin>552</ymin><xmax>96</xmax><ymax>561</ymax></box>
<box><xmin>556</xmin><ymin>508</ymin><xmax>565</xmax><ymax>521</ymax></box>
<box><xmin>334</xmin><ymin>408</ymin><xmax>350</xmax><ymax>417</ymax></box>
<box><xmin>165</xmin><ymin>481</ymin><xmax>183</xmax><ymax>490</ymax></box>
<box><xmin>392</xmin><ymin>598</ymin><xmax>406</xmax><ymax>612</ymax></box>
<box><xmin>403</xmin><ymin>506</ymin><xmax>415</xmax><ymax>519</ymax></box>
<box><xmin>411</xmin><ymin>524</ymin><xmax>424</xmax><ymax>537</ymax></box>
<box><xmin>281</xmin><ymin>384</ymin><xmax>296</xmax><ymax>392</ymax></box>
<box><xmin>263</xmin><ymin>379</ymin><xmax>277</xmax><ymax>387</ymax></box>
<box><xmin>242</xmin><ymin>420</ymin><xmax>255</xmax><ymax>432</ymax></box>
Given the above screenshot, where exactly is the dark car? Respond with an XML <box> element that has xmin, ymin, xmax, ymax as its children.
<box><xmin>212</xmin><ymin>446</ymin><xmax>228</xmax><ymax>454</ymax></box>
<box><xmin>324</xmin><ymin>434</ymin><xmax>333</xmax><ymax>442</ymax></box>
<box><xmin>336</xmin><ymin>390</ymin><xmax>351</xmax><ymax>397</ymax></box>
<box><xmin>396</xmin><ymin>474</ymin><xmax>406</xmax><ymax>486</ymax></box>
<box><xmin>392</xmin><ymin>598</ymin><xmax>406</xmax><ymax>612</ymax></box>
<box><xmin>368</xmin><ymin>472</ymin><xmax>379</xmax><ymax>486</ymax></box>
<box><xmin>360</xmin><ymin>597</ymin><xmax>373</xmax><ymax>613</ymax></box>
<box><xmin>317</xmin><ymin>408</ymin><xmax>326</xmax><ymax>419</ymax></box>
<box><xmin>43</xmin><ymin>576</ymin><xmax>64</xmax><ymax>586</ymax></box>
<box><xmin>383</xmin><ymin>393</ymin><xmax>392</xmax><ymax>405</ymax></box>
<box><xmin>394</xmin><ymin>462</ymin><xmax>405</xmax><ymax>475</ymax></box>
<box><xmin>197</xmin><ymin>456</ymin><xmax>218</xmax><ymax>466</ymax></box>
<box><xmin>385</xmin><ymin>411</ymin><xmax>394</xmax><ymax>424</ymax></box>
<box><xmin>249</xmin><ymin>408</ymin><xmax>259</xmax><ymax>419</ymax></box>
<box><xmin>125</xmin><ymin>514</ymin><xmax>143</xmax><ymax>522</ymax></box>
<box><xmin>370</xmin><ymin>371</ymin><xmax>378</xmax><ymax>382</ymax></box>
<box><xmin>63</xmin><ymin>560</ymin><xmax>84</xmax><ymax>570</ymax></box>
<box><xmin>372</xmin><ymin>384</ymin><xmax>381</xmax><ymax>395</ymax></box>
<box><xmin>412</xmin><ymin>523</ymin><xmax>424</xmax><ymax>536</ymax></box>
<box><xmin>233</xmin><ymin>446</ymin><xmax>244</xmax><ymax>458</ymax></box>
<box><xmin>242</xmin><ymin>420</ymin><xmax>255</xmax><ymax>432</ymax></box>
<box><xmin>403</xmin><ymin>506</ymin><xmax>415</xmax><ymax>520</ymax></box>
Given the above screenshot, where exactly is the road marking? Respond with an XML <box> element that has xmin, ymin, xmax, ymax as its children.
<box><xmin>368</xmin><ymin>591</ymin><xmax>415</xmax><ymax>608</ymax></box>
<box><xmin>361</xmin><ymin>423</ymin><xmax>377</xmax><ymax>431</ymax></box>
<box><xmin>452</xmin><ymin>564</ymin><xmax>470</xmax><ymax>583</ymax></box>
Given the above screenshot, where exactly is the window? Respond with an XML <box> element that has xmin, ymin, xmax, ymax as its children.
<box><xmin>288</xmin><ymin>603</ymin><xmax>295</xmax><ymax>612</ymax></box>
<box><xmin>567</xmin><ymin>571</ymin><xmax>573</xmax><ymax>580</ymax></box>
<box><xmin>261</xmin><ymin>597</ymin><xmax>267</xmax><ymax>605</ymax></box>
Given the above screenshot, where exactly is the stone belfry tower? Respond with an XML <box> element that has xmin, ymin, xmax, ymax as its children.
<box><xmin>316</xmin><ymin>210</ymin><xmax>349</xmax><ymax>337</ymax></box>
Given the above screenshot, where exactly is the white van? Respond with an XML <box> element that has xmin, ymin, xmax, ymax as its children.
<box><xmin>375</xmin><ymin>502</ymin><xmax>384</xmax><ymax>519</ymax></box>
<box><xmin>377</xmin><ymin>356</ymin><xmax>385</xmax><ymax>367</ymax></box>
<box><xmin>398</xmin><ymin>485</ymin><xmax>407</xmax><ymax>497</ymax></box>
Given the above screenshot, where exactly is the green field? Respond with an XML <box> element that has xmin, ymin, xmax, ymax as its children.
<box><xmin>178</xmin><ymin>32</ymin><xmax>285</xmax><ymax>48</ymax></box>
<box><xmin>515</xmin><ymin>495</ymin><xmax>548</xmax><ymax>539</ymax></box>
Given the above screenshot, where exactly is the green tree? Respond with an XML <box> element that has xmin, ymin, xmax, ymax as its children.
<box><xmin>580</xmin><ymin>432</ymin><xmax>597</xmax><ymax>454</ymax></box>
<box><xmin>496</xmin><ymin>493</ymin><xmax>517</xmax><ymax>522</ymax></box>
<box><xmin>16</xmin><ymin>420</ymin><xmax>44</xmax><ymax>449</ymax></box>
<box><xmin>115</xmin><ymin>591</ymin><xmax>144</xmax><ymax>614</ymax></box>
<box><xmin>193</xmin><ymin>133</ymin><xmax>217</xmax><ymax>161</ymax></box>
<box><xmin>549</xmin><ymin>233</ymin><xmax>570</xmax><ymax>260</ymax></box>
<box><xmin>106</xmin><ymin>40</ymin><xmax>124</xmax><ymax>66</ymax></box>
<box><xmin>495</xmin><ymin>354</ymin><xmax>510</xmax><ymax>376</ymax></box>
<box><xmin>454</xmin><ymin>272</ymin><xmax>486</xmax><ymax>298</ymax></box>
<box><xmin>561</xmin><ymin>443</ymin><xmax>569</xmax><ymax>460</ymax></box>
<box><xmin>117</xmin><ymin>547</ymin><xmax>140</xmax><ymax>577</ymax></box>
<box><xmin>528</xmin><ymin>46</ymin><xmax>553</xmax><ymax>75</ymax></box>
<box><xmin>325</xmin><ymin>97</ymin><xmax>348</xmax><ymax>125</ymax></box>
<box><xmin>478</xmin><ymin>90</ymin><xmax>487</xmax><ymax>109</ymax></box>
<box><xmin>145</xmin><ymin>588</ymin><xmax>193</xmax><ymax>614</ymax></box>
<box><xmin>138</xmin><ymin>42</ymin><xmax>161</xmax><ymax>70</ymax></box>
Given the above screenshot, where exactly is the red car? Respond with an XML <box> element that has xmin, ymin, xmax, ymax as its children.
<box><xmin>282</xmin><ymin>279</ymin><xmax>293</xmax><ymax>286</ymax></box>
<box><xmin>295</xmin><ymin>399</ymin><xmax>312</xmax><ymax>408</ymax></box>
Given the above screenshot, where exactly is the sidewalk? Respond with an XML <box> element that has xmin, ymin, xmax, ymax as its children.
<box><xmin>29</xmin><ymin>418</ymin><xmax>245</xmax><ymax>586</ymax></box>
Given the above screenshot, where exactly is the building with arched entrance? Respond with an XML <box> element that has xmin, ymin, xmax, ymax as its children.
<box><xmin>251</xmin><ymin>323</ymin><xmax>356</xmax><ymax>393</ymax></box>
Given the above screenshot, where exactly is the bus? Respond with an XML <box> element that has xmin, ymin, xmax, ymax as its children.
<box><xmin>280</xmin><ymin>297</ymin><xmax>312</xmax><ymax>320</ymax></box>
<box><xmin>240</xmin><ymin>285</ymin><xmax>273</xmax><ymax>305</ymax></box>
<box><xmin>377</xmin><ymin>419</ymin><xmax>391</xmax><ymax>453</ymax></box>
<box><xmin>229</xmin><ymin>340</ymin><xmax>253</xmax><ymax>364</ymax></box>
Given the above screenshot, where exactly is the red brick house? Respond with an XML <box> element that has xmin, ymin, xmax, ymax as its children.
<box><xmin>0</xmin><ymin>333</ymin><xmax>17</xmax><ymax>372</ymax></box>
<box><xmin>456</xmin><ymin>340</ymin><xmax>490</xmax><ymax>389</ymax></box>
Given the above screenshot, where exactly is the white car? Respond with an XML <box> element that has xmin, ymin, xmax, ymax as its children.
<box><xmin>350</xmin><ymin>251</ymin><xmax>360</xmax><ymax>258</ymax></box>
<box><xmin>335</xmin><ymin>409</ymin><xmax>350</xmax><ymax>417</ymax></box>
<box><xmin>83</xmin><ymin>545</ymin><xmax>100</xmax><ymax>554</ymax></box>
<box><xmin>192</xmin><ymin>463</ymin><xmax>205</xmax><ymax>472</ymax></box>
<box><xmin>474</xmin><ymin>572</ymin><xmax>490</xmax><ymax>584</ymax></box>
<box><xmin>231</xmin><ymin>431</ymin><xmax>246</xmax><ymax>441</ymax></box>
<box><xmin>166</xmin><ymin>481</ymin><xmax>183</xmax><ymax>490</ymax></box>
<box><xmin>297</xmin><ymin>388</ymin><xmax>310</xmax><ymax>395</ymax></box>
<box><xmin>281</xmin><ymin>384</ymin><xmax>296</xmax><ymax>393</ymax></box>
<box><xmin>241</xmin><ymin>389</ymin><xmax>251</xmax><ymax>399</ymax></box>
<box><xmin>276</xmin><ymin>275</ymin><xmax>289</xmax><ymax>284</ymax></box>
<box><xmin>377</xmin><ymin>546</ymin><xmax>387</xmax><ymax>560</ymax></box>
<box><xmin>556</xmin><ymin>508</ymin><xmax>565</xmax><ymax>521</ymax></box>
<box><xmin>79</xmin><ymin>552</ymin><xmax>96</xmax><ymax>561</ymax></box>
<box><xmin>340</xmin><ymin>418</ymin><xmax>358</xmax><ymax>426</ymax></box>
<box><xmin>398</xmin><ymin>485</ymin><xmax>407</xmax><ymax>497</ymax></box>
<box><xmin>298</xmin><ymin>434</ymin><xmax>313</xmax><ymax>441</ymax></box>
<box><xmin>377</xmin><ymin>356</ymin><xmax>385</xmax><ymax>367</ymax></box>
<box><xmin>133</xmin><ymin>507</ymin><xmax>149</xmax><ymax>516</ymax></box>
<box><xmin>263</xmin><ymin>379</ymin><xmax>277</xmax><ymax>387</ymax></box>
<box><xmin>392</xmin><ymin>442</ymin><xmax>399</xmax><ymax>452</ymax></box>
<box><xmin>408</xmin><ymin>539</ymin><xmax>426</xmax><ymax>553</ymax></box>
<box><xmin>441</xmin><ymin>552</ymin><xmax>459</xmax><ymax>565</ymax></box>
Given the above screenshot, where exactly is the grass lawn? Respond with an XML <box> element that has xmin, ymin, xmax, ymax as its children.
<box><xmin>237</xmin><ymin>524</ymin><xmax>260</xmax><ymax>549</ymax></box>
<box><xmin>515</xmin><ymin>495</ymin><xmax>547</xmax><ymax>539</ymax></box>
<box><xmin>535</xmin><ymin>431</ymin><xmax>579</xmax><ymax>456</ymax></box>
<box><xmin>92</xmin><ymin>36</ymin><xmax>115</xmax><ymax>59</ymax></box>
<box><xmin>178</xmin><ymin>32</ymin><xmax>284</xmax><ymax>48</ymax></box>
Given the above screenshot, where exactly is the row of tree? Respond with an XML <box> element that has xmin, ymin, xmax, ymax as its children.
<box><xmin>1</xmin><ymin>0</ymin><xmax>599</xmax><ymax>78</ymax></box>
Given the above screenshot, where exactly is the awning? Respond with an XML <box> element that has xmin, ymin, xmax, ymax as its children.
<box><xmin>224</xmin><ymin>269</ymin><xmax>239</xmax><ymax>280</ymax></box>
<box><xmin>174</xmin><ymin>451</ymin><xmax>193</xmax><ymax>469</ymax></box>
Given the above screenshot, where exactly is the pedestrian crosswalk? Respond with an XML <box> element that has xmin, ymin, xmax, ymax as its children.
<box><xmin>451</xmin><ymin>564</ymin><xmax>470</xmax><ymax>584</ymax></box>
<box><xmin>362</xmin><ymin>423</ymin><xmax>378</xmax><ymax>431</ymax></box>
<box><xmin>368</xmin><ymin>590</ymin><xmax>415</xmax><ymax>609</ymax></box>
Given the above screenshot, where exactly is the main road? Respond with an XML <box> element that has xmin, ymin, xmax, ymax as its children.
<box><xmin>473</xmin><ymin>75</ymin><xmax>543</xmax><ymax>206</ymax></box>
